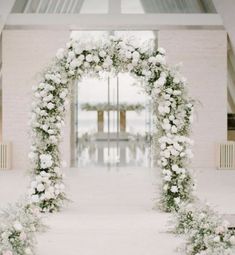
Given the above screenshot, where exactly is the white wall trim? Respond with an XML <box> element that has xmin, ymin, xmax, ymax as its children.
<box><xmin>5</xmin><ymin>13</ymin><xmax>223</xmax><ymax>30</ymax></box>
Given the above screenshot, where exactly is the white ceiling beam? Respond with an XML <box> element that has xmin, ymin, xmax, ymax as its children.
<box><xmin>5</xmin><ymin>13</ymin><xmax>223</xmax><ymax>30</ymax></box>
<box><xmin>108</xmin><ymin>0</ymin><xmax>121</xmax><ymax>14</ymax></box>
<box><xmin>0</xmin><ymin>0</ymin><xmax>16</xmax><ymax>33</ymax></box>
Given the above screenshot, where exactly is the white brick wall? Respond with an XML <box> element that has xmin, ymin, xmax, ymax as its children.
<box><xmin>158</xmin><ymin>30</ymin><xmax>227</xmax><ymax>168</ymax></box>
<box><xmin>2</xmin><ymin>30</ymin><xmax>70</xmax><ymax>170</ymax></box>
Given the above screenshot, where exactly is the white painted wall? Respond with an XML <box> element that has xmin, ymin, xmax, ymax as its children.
<box><xmin>159</xmin><ymin>30</ymin><xmax>227</xmax><ymax>168</ymax></box>
<box><xmin>2</xmin><ymin>29</ymin><xmax>70</xmax><ymax>170</ymax></box>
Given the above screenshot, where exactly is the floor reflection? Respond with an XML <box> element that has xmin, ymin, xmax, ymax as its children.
<box><xmin>76</xmin><ymin>132</ymin><xmax>152</xmax><ymax>167</ymax></box>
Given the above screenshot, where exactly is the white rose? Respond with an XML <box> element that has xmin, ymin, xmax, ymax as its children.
<box><xmin>174</xmin><ymin>197</ymin><xmax>180</xmax><ymax>205</ymax></box>
<box><xmin>132</xmin><ymin>51</ymin><xmax>140</xmax><ymax>60</ymax></box>
<box><xmin>213</xmin><ymin>236</ymin><xmax>220</xmax><ymax>242</ymax></box>
<box><xmin>59</xmin><ymin>90</ymin><xmax>68</xmax><ymax>99</ymax></box>
<box><xmin>93</xmin><ymin>55</ymin><xmax>100</xmax><ymax>63</ymax></box>
<box><xmin>99</xmin><ymin>50</ymin><xmax>106</xmax><ymax>57</ymax></box>
<box><xmin>173</xmin><ymin>77</ymin><xmax>180</xmax><ymax>84</ymax></box>
<box><xmin>86</xmin><ymin>54</ymin><xmax>93</xmax><ymax>62</ymax></box>
<box><xmin>230</xmin><ymin>235</ymin><xmax>235</xmax><ymax>245</ymax></box>
<box><xmin>155</xmin><ymin>54</ymin><xmax>166</xmax><ymax>65</ymax></box>
<box><xmin>75</xmin><ymin>47</ymin><xmax>82</xmax><ymax>55</ymax></box>
<box><xmin>43</xmin><ymin>94</ymin><xmax>53</xmax><ymax>102</ymax></box>
<box><xmin>13</xmin><ymin>221</ymin><xmax>23</xmax><ymax>231</ymax></box>
<box><xmin>171</xmin><ymin>125</ymin><xmax>178</xmax><ymax>133</ymax></box>
<box><xmin>31</xmin><ymin>194</ymin><xmax>39</xmax><ymax>203</ymax></box>
<box><xmin>163</xmin><ymin>150</ymin><xmax>170</xmax><ymax>158</ymax></box>
<box><xmin>36</xmin><ymin>183</ymin><xmax>45</xmax><ymax>192</ymax></box>
<box><xmin>47</xmin><ymin>102</ymin><xmax>55</xmax><ymax>110</ymax></box>
<box><xmin>148</xmin><ymin>56</ymin><xmax>156</xmax><ymax>64</ymax></box>
<box><xmin>163</xmin><ymin>184</ymin><xmax>168</xmax><ymax>191</ymax></box>
<box><xmin>68</xmin><ymin>51</ymin><xmax>75</xmax><ymax>60</ymax></box>
<box><xmin>70</xmin><ymin>59</ymin><xmax>81</xmax><ymax>69</ymax></box>
<box><xmin>40</xmin><ymin>154</ymin><xmax>53</xmax><ymax>169</ymax></box>
<box><xmin>162</xmin><ymin>123</ymin><xmax>171</xmax><ymax>131</ymax></box>
<box><xmin>172</xmin><ymin>165</ymin><xmax>179</xmax><ymax>172</ymax></box>
<box><xmin>170</xmin><ymin>186</ymin><xmax>178</xmax><ymax>193</ymax></box>
<box><xmin>164</xmin><ymin>175</ymin><xmax>171</xmax><ymax>181</ymax></box>
<box><xmin>125</xmin><ymin>51</ymin><xmax>132</xmax><ymax>59</ymax></box>
<box><xmin>49</xmin><ymin>135</ymin><xmax>57</xmax><ymax>143</ymax></box>
<box><xmin>155</xmin><ymin>77</ymin><xmax>166</xmax><ymax>87</ymax></box>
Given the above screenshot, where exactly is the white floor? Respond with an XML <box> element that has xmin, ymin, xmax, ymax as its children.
<box><xmin>1</xmin><ymin>167</ymin><xmax>235</xmax><ymax>254</ymax></box>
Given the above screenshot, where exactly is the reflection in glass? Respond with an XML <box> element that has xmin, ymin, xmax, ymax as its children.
<box><xmin>75</xmin><ymin>74</ymin><xmax>153</xmax><ymax>168</ymax></box>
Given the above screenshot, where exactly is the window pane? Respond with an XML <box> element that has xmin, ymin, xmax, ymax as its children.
<box><xmin>121</xmin><ymin>0</ymin><xmax>217</xmax><ymax>13</ymax></box>
<box><xmin>80</xmin><ymin>0</ymin><xmax>108</xmax><ymax>13</ymax></box>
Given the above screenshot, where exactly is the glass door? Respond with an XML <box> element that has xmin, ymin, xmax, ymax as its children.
<box><xmin>73</xmin><ymin>73</ymin><xmax>153</xmax><ymax>168</ymax></box>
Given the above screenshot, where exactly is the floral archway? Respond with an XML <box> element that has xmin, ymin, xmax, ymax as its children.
<box><xmin>1</xmin><ymin>36</ymin><xmax>234</xmax><ymax>255</ymax></box>
<box><xmin>28</xmin><ymin>35</ymin><xmax>194</xmax><ymax>213</ymax></box>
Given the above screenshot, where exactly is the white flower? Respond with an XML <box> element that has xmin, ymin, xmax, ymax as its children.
<box><xmin>155</xmin><ymin>54</ymin><xmax>166</xmax><ymax>64</ymax></box>
<box><xmin>36</xmin><ymin>183</ymin><xmax>45</xmax><ymax>192</ymax></box>
<box><xmin>47</xmin><ymin>102</ymin><xmax>55</xmax><ymax>110</ymax></box>
<box><xmin>86</xmin><ymin>54</ymin><xmax>93</xmax><ymax>62</ymax></box>
<box><xmin>75</xmin><ymin>46</ymin><xmax>82</xmax><ymax>54</ymax></box>
<box><xmin>172</xmin><ymin>165</ymin><xmax>179</xmax><ymax>172</ymax></box>
<box><xmin>49</xmin><ymin>135</ymin><xmax>57</xmax><ymax>144</ymax></box>
<box><xmin>230</xmin><ymin>235</ymin><xmax>235</xmax><ymax>245</ymax></box>
<box><xmin>174</xmin><ymin>197</ymin><xmax>180</xmax><ymax>205</ymax></box>
<box><xmin>132</xmin><ymin>51</ymin><xmax>140</xmax><ymax>60</ymax></box>
<box><xmin>93</xmin><ymin>55</ymin><xmax>100</xmax><ymax>63</ymax></box>
<box><xmin>125</xmin><ymin>51</ymin><xmax>132</xmax><ymax>59</ymax></box>
<box><xmin>157</xmin><ymin>47</ymin><xmax>166</xmax><ymax>55</ymax></box>
<box><xmin>148</xmin><ymin>56</ymin><xmax>156</xmax><ymax>64</ymax></box>
<box><xmin>13</xmin><ymin>221</ymin><xmax>23</xmax><ymax>231</ymax></box>
<box><xmin>43</xmin><ymin>94</ymin><xmax>53</xmax><ymax>102</ymax></box>
<box><xmin>19</xmin><ymin>232</ymin><xmax>27</xmax><ymax>241</ymax></box>
<box><xmin>31</xmin><ymin>194</ymin><xmax>39</xmax><ymax>203</ymax></box>
<box><xmin>70</xmin><ymin>59</ymin><xmax>82</xmax><ymax>69</ymax></box>
<box><xmin>59</xmin><ymin>90</ymin><xmax>68</xmax><ymax>99</ymax></box>
<box><xmin>213</xmin><ymin>236</ymin><xmax>221</xmax><ymax>242</ymax></box>
<box><xmin>56</xmin><ymin>48</ymin><xmax>65</xmax><ymax>60</ymax></box>
<box><xmin>99</xmin><ymin>50</ymin><xmax>106</xmax><ymax>57</ymax></box>
<box><xmin>170</xmin><ymin>186</ymin><xmax>178</xmax><ymax>193</ymax></box>
<box><xmin>40</xmin><ymin>154</ymin><xmax>53</xmax><ymax>169</ymax></box>
<box><xmin>155</xmin><ymin>76</ymin><xmax>166</xmax><ymax>87</ymax></box>
<box><xmin>163</xmin><ymin>184</ymin><xmax>168</xmax><ymax>191</ymax></box>
<box><xmin>173</xmin><ymin>77</ymin><xmax>180</xmax><ymax>84</ymax></box>
<box><xmin>68</xmin><ymin>51</ymin><xmax>75</xmax><ymax>60</ymax></box>
<box><xmin>164</xmin><ymin>175</ymin><xmax>171</xmax><ymax>181</ymax></box>
<box><xmin>171</xmin><ymin>125</ymin><xmax>178</xmax><ymax>133</ymax></box>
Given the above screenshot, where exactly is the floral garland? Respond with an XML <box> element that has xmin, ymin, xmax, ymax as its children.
<box><xmin>0</xmin><ymin>35</ymin><xmax>232</xmax><ymax>255</ymax></box>
<box><xmin>80</xmin><ymin>102</ymin><xmax>145</xmax><ymax>112</ymax></box>
<box><xmin>0</xmin><ymin>202</ymin><xmax>44</xmax><ymax>255</ymax></box>
<box><xmin>173</xmin><ymin>202</ymin><xmax>235</xmax><ymax>255</ymax></box>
